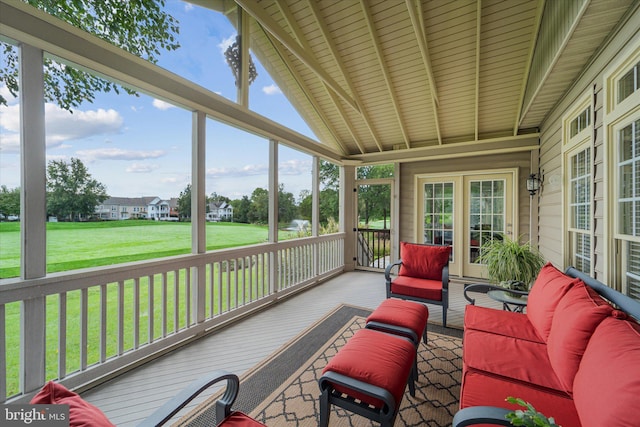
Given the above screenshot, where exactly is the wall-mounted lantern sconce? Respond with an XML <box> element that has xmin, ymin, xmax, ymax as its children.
<box><xmin>526</xmin><ymin>173</ymin><xmax>542</xmax><ymax>196</ymax></box>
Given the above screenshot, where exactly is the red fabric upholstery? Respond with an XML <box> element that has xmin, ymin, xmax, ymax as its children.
<box><xmin>30</xmin><ymin>381</ymin><xmax>115</xmax><ymax>427</ymax></box>
<box><xmin>321</xmin><ymin>328</ymin><xmax>415</xmax><ymax>408</ymax></box>
<box><xmin>220</xmin><ymin>411</ymin><xmax>267</xmax><ymax>426</ymax></box>
<box><xmin>462</xmin><ymin>329</ymin><xmax>564</xmax><ymax>391</ymax></box>
<box><xmin>546</xmin><ymin>282</ymin><xmax>612</xmax><ymax>393</ymax></box>
<box><xmin>463</xmin><ymin>304</ymin><xmax>544</xmax><ymax>343</ymax></box>
<box><xmin>460</xmin><ymin>369</ymin><xmax>580</xmax><ymax>427</ymax></box>
<box><xmin>398</xmin><ymin>242</ymin><xmax>450</xmax><ymax>280</ymax></box>
<box><xmin>390</xmin><ymin>276</ymin><xmax>442</xmax><ymax>300</ymax></box>
<box><xmin>573</xmin><ymin>317</ymin><xmax>640</xmax><ymax>427</ymax></box>
<box><xmin>366</xmin><ymin>298</ymin><xmax>429</xmax><ymax>338</ymax></box>
<box><xmin>527</xmin><ymin>263</ymin><xmax>580</xmax><ymax>341</ymax></box>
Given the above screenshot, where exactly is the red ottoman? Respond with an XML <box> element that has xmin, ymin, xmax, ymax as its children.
<box><xmin>366</xmin><ymin>298</ymin><xmax>430</xmax><ymax>345</ymax></box>
<box><xmin>318</xmin><ymin>328</ymin><xmax>416</xmax><ymax>427</ymax></box>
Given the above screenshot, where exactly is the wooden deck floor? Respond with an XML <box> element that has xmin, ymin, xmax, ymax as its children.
<box><xmin>81</xmin><ymin>270</ymin><xmax>500</xmax><ymax>426</ymax></box>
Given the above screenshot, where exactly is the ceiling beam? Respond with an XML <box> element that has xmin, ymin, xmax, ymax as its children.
<box><xmin>348</xmin><ymin>134</ymin><xmax>540</xmax><ymax>165</ymax></box>
<box><xmin>274</xmin><ymin>0</ymin><xmax>366</xmax><ymax>154</ymax></box>
<box><xmin>407</xmin><ymin>0</ymin><xmax>442</xmax><ymax>145</ymax></box>
<box><xmin>305</xmin><ymin>0</ymin><xmax>384</xmax><ymax>152</ymax></box>
<box><xmin>234</xmin><ymin>0</ymin><xmax>360</xmax><ymax>114</ymax></box>
<box><xmin>261</xmin><ymin>27</ymin><xmax>352</xmax><ymax>155</ymax></box>
<box><xmin>514</xmin><ymin>0</ymin><xmax>546</xmax><ymax>135</ymax></box>
<box><xmin>360</xmin><ymin>0</ymin><xmax>411</xmax><ymax>149</ymax></box>
<box><xmin>475</xmin><ymin>0</ymin><xmax>482</xmax><ymax>141</ymax></box>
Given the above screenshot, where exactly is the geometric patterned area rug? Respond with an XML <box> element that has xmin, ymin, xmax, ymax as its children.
<box><xmin>175</xmin><ymin>304</ymin><xmax>463</xmax><ymax>426</ymax></box>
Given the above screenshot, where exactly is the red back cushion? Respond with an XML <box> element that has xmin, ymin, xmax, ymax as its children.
<box><xmin>398</xmin><ymin>242</ymin><xmax>450</xmax><ymax>280</ymax></box>
<box><xmin>526</xmin><ymin>263</ymin><xmax>580</xmax><ymax>341</ymax></box>
<box><xmin>546</xmin><ymin>282</ymin><xmax>612</xmax><ymax>393</ymax></box>
<box><xmin>30</xmin><ymin>381</ymin><xmax>115</xmax><ymax>427</ymax></box>
<box><xmin>573</xmin><ymin>317</ymin><xmax>640</xmax><ymax>427</ymax></box>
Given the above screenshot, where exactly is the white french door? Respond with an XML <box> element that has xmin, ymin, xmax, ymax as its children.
<box><xmin>417</xmin><ymin>171</ymin><xmax>515</xmax><ymax>278</ymax></box>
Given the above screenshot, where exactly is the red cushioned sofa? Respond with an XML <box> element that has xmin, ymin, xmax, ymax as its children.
<box><xmin>453</xmin><ymin>263</ymin><xmax>640</xmax><ymax>427</ymax></box>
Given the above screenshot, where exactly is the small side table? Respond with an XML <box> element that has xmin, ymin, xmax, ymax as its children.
<box><xmin>487</xmin><ymin>290</ymin><xmax>528</xmax><ymax>312</ymax></box>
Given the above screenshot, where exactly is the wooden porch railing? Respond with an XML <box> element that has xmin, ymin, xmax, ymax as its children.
<box><xmin>0</xmin><ymin>233</ymin><xmax>345</xmax><ymax>403</ymax></box>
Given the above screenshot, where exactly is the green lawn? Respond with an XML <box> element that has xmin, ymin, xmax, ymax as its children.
<box><xmin>0</xmin><ymin>220</ymin><xmax>306</xmax><ymax>278</ymax></box>
<box><xmin>0</xmin><ymin>220</ymin><xmax>304</xmax><ymax>396</ymax></box>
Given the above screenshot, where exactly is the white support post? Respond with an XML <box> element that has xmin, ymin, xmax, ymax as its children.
<box><xmin>392</xmin><ymin>162</ymin><xmax>401</xmax><ymax>261</ymax></box>
<box><xmin>269</xmin><ymin>139</ymin><xmax>279</xmax><ymax>292</ymax></box>
<box><xmin>192</xmin><ymin>111</ymin><xmax>206</xmax><ymax>323</ymax></box>
<box><xmin>237</xmin><ymin>7</ymin><xmax>250</xmax><ymax>107</ymax></box>
<box><xmin>312</xmin><ymin>156</ymin><xmax>320</xmax><ymax>276</ymax></box>
<box><xmin>19</xmin><ymin>43</ymin><xmax>47</xmax><ymax>393</ymax></box>
<box><xmin>341</xmin><ymin>165</ymin><xmax>357</xmax><ymax>271</ymax></box>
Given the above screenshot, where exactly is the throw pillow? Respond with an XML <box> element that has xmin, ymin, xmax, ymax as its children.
<box><xmin>30</xmin><ymin>381</ymin><xmax>115</xmax><ymax>427</ymax></box>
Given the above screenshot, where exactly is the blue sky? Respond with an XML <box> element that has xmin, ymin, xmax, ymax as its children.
<box><xmin>0</xmin><ymin>0</ymin><xmax>317</xmax><ymax>201</ymax></box>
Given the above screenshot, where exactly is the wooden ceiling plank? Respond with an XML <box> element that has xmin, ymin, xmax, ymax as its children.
<box><xmin>306</xmin><ymin>0</ymin><xmax>385</xmax><ymax>152</ymax></box>
<box><xmin>475</xmin><ymin>0</ymin><xmax>481</xmax><ymax>141</ymax></box>
<box><xmin>235</xmin><ymin>0</ymin><xmax>361</xmax><ymax>114</ymax></box>
<box><xmin>359</xmin><ymin>0</ymin><xmax>411</xmax><ymax>149</ymax></box>
<box><xmin>410</xmin><ymin>0</ymin><xmax>442</xmax><ymax>145</ymax></box>
<box><xmin>257</xmin><ymin>20</ymin><xmax>350</xmax><ymax>154</ymax></box>
<box><xmin>273</xmin><ymin>0</ymin><xmax>365</xmax><ymax>154</ymax></box>
<box><xmin>513</xmin><ymin>0</ymin><xmax>546</xmax><ymax>135</ymax></box>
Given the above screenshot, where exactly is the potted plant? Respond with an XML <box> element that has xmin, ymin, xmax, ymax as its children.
<box><xmin>477</xmin><ymin>234</ymin><xmax>545</xmax><ymax>296</ymax></box>
<box><xmin>505</xmin><ymin>397</ymin><xmax>560</xmax><ymax>427</ymax></box>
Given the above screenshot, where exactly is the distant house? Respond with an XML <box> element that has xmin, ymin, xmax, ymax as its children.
<box><xmin>96</xmin><ymin>196</ymin><xmax>156</xmax><ymax>220</ymax></box>
<box><xmin>206</xmin><ymin>201</ymin><xmax>233</xmax><ymax>222</ymax></box>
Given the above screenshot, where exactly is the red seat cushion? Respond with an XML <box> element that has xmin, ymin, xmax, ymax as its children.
<box><xmin>398</xmin><ymin>242</ymin><xmax>450</xmax><ymax>280</ymax></box>
<box><xmin>546</xmin><ymin>282</ymin><xmax>612</xmax><ymax>393</ymax></box>
<box><xmin>367</xmin><ymin>299</ymin><xmax>429</xmax><ymax>338</ymax></box>
<box><xmin>527</xmin><ymin>263</ymin><xmax>580</xmax><ymax>341</ymax></box>
<box><xmin>463</xmin><ymin>329</ymin><xmax>564</xmax><ymax>392</ymax></box>
<box><xmin>464</xmin><ymin>304</ymin><xmax>544</xmax><ymax>343</ymax></box>
<box><xmin>390</xmin><ymin>276</ymin><xmax>442</xmax><ymax>301</ymax></box>
<box><xmin>573</xmin><ymin>317</ymin><xmax>640</xmax><ymax>427</ymax></box>
<box><xmin>321</xmin><ymin>328</ymin><xmax>415</xmax><ymax>408</ymax></box>
<box><xmin>460</xmin><ymin>369</ymin><xmax>580</xmax><ymax>427</ymax></box>
<box><xmin>220</xmin><ymin>411</ymin><xmax>267</xmax><ymax>426</ymax></box>
<box><xmin>30</xmin><ymin>381</ymin><xmax>115</xmax><ymax>427</ymax></box>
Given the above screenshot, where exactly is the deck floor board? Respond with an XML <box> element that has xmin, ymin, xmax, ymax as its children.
<box><xmin>81</xmin><ymin>271</ymin><xmax>500</xmax><ymax>426</ymax></box>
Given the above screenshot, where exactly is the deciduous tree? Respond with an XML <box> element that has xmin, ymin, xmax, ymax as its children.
<box><xmin>0</xmin><ymin>0</ymin><xmax>180</xmax><ymax>111</ymax></box>
<box><xmin>0</xmin><ymin>186</ymin><xmax>20</xmax><ymax>219</ymax></box>
<box><xmin>46</xmin><ymin>158</ymin><xmax>108</xmax><ymax>221</ymax></box>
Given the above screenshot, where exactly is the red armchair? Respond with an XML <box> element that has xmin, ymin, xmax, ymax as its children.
<box><xmin>385</xmin><ymin>242</ymin><xmax>451</xmax><ymax>327</ymax></box>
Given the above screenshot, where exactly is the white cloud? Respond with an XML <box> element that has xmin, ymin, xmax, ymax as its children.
<box><xmin>184</xmin><ymin>3</ymin><xmax>194</xmax><ymax>11</ymax></box>
<box><xmin>0</xmin><ymin>85</ymin><xmax>17</xmax><ymax>105</ymax></box>
<box><xmin>0</xmin><ymin>103</ymin><xmax>124</xmax><ymax>153</ymax></box>
<box><xmin>152</xmin><ymin>99</ymin><xmax>175</xmax><ymax>110</ymax></box>
<box><xmin>279</xmin><ymin>159</ymin><xmax>312</xmax><ymax>175</ymax></box>
<box><xmin>76</xmin><ymin>148</ymin><xmax>166</xmax><ymax>162</ymax></box>
<box><xmin>262</xmin><ymin>84</ymin><xmax>282</xmax><ymax>95</ymax></box>
<box><xmin>218</xmin><ymin>35</ymin><xmax>236</xmax><ymax>55</ymax></box>
<box><xmin>126</xmin><ymin>163</ymin><xmax>160</xmax><ymax>173</ymax></box>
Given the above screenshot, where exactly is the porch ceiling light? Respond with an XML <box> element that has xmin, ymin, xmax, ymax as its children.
<box><xmin>526</xmin><ymin>173</ymin><xmax>542</xmax><ymax>196</ymax></box>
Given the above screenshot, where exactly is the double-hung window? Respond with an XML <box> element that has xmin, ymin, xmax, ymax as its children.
<box><xmin>563</xmin><ymin>98</ymin><xmax>593</xmax><ymax>275</ymax></box>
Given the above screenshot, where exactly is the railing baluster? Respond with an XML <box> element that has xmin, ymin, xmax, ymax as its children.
<box><xmin>134</xmin><ymin>278</ymin><xmax>140</xmax><ymax>349</ymax></box>
<box><xmin>58</xmin><ymin>293</ymin><xmax>67</xmax><ymax>378</ymax></box>
<box><xmin>80</xmin><ymin>288</ymin><xmax>88</xmax><ymax>371</ymax></box>
<box><xmin>100</xmin><ymin>284</ymin><xmax>107</xmax><ymax>363</ymax></box>
<box><xmin>148</xmin><ymin>275</ymin><xmax>154</xmax><ymax>343</ymax></box>
<box><xmin>161</xmin><ymin>272</ymin><xmax>168</xmax><ymax>338</ymax></box>
<box><xmin>117</xmin><ymin>281</ymin><xmax>124</xmax><ymax>356</ymax></box>
<box><xmin>173</xmin><ymin>270</ymin><xmax>179</xmax><ymax>333</ymax></box>
<box><xmin>185</xmin><ymin>268</ymin><xmax>191</xmax><ymax>328</ymax></box>
<box><xmin>1</xmin><ymin>303</ymin><xmax>6</xmax><ymax>402</ymax></box>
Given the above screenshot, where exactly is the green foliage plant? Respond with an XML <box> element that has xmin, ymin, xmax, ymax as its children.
<box><xmin>505</xmin><ymin>397</ymin><xmax>560</xmax><ymax>427</ymax></box>
<box><xmin>477</xmin><ymin>234</ymin><xmax>545</xmax><ymax>289</ymax></box>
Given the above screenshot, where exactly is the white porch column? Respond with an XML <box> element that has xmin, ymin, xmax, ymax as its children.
<box><xmin>19</xmin><ymin>43</ymin><xmax>47</xmax><ymax>393</ymax></box>
<box><xmin>237</xmin><ymin>7</ymin><xmax>250</xmax><ymax>107</ymax></box>
<box><xmin>268</xmin><ymin>139</ymin><xmax>278</xmax><ymax>292</ymax></box>
<box><xmin>340</xmin><ymin>165</ymin><xmax>357</xmax><ymax>271</ymax></box>
<box><xmin>191</xmin><ymin>111</ymin><xmax>206</xmax><ymax>323</ymax></box>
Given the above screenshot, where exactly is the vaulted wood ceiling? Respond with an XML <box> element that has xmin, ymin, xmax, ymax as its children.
<box><xmin>195</xmin><ymin>0</ymin><xmax>634</xmax><ymax>162</ymax></box>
